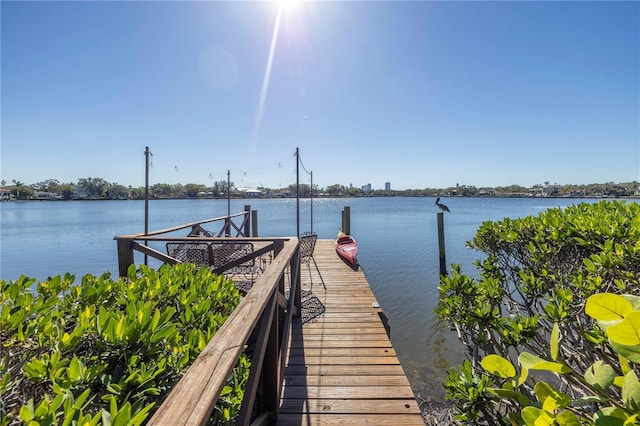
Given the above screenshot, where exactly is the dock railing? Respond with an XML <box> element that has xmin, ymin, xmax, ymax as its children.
<box><xmin>114</xmin><ymin>212</ymin><xmax>302</xmax><ymax>425</ymax></box>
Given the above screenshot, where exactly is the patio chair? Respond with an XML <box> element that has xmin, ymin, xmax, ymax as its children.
<box><xmin>299</xmin><ymin>232</ymin><xmax>317</xmax><ymax>267</ymax></box>
<box><xmin>299</xmin><ymin>232</ymin><xmax>324</xmax><ymax>289</ymax></box>
<box><xmin>166</xmin><ymin>242</ymin><xmax>212</xmax><ymax>268</ymax></box>
<box><xmin>210</xmin><ymin>241</ymin><xmax>263</xmax><ymax>295</ymax></box>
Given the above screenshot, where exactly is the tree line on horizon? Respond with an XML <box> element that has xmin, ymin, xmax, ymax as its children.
<box><xmin>1</xmin><ymin>177</ymin><xmax>638</xmax><ymax>200</ymax></box>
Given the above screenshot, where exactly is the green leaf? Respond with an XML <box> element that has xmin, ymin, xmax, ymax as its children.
<box><xmin>19</xmin><ymin>400</ymin><xmax>35</xmax><ymax>422</ymax></box>
<box><xmin>619</xmin><ymin>354</ymin><xmax>631</xmax><ymax>374</ymax></box>
<box><xmin>556</xmin><ymin>410</ymin><xmax>581</xmax><ymax>426</ymax></box>
<box><xmin>585</xmin><ymin>293</ymin><xmax>632</xmax><ymax>323</ymax></box>
<box><xmin>519</xmin><ymin>352</ymin><xmax>572</xmax><ymax>374</ymax></box>
<box><xmin>624</xmin><ymin>414</ymin><xmax>639</xmax><ymax>425</ymax></box>
<box><xmin>67</xmin><ymin>356</ymin><xmax>82</xmax><ymax>383</ymax></box>
<box><xmin>128</xmin><ymin>402</ymin><xmax>155</xmax><ymax>426</ymax></box>
<box><xmin>517</xmin><ymin>366</ymin><xmax>529</xmax><ymax>387</ymax></box>
<box><xmin>610</xmin><ymin>340</ymin><xmax>640</xmax><ymax>364</ymax></box>
<box><xmin>550</xmin><ymin>322</ymin><xmax>560</xmax><ymax>361</ymax></box>
<box><xmin>521</xmin><ymin>406</ymin><xmax>555</xmax><ymax>426</ymax></box>
<box><xmin>607</xmin><ymin>311</ymin><xmax>640</xmax><ymax>346</ymax></box>
<box><xmin>481</xmin><ymin>354</ymin><xmax>516</xmax><ymax>378</ymax></box>
<box><xmin>489</xmin><ymin>387</ymin><xmax>530</xmax><ymax>405</ymax></box>
<box><xmin>584</xmin><ymin>361</ymin><xmax>616</xmax><ymax>389</ymax></box>
<box><xmin>112</xmin><ymin>402</ymin><xmax>132</xmax><ymax>426</ymax></box>
<box><xmin>622</xmin><ymin>370</ymin><xmax>640</xmax><ymax>411</ymax></box>
<box><xmin>23</xmin><ymin>359</ymin><xmax>47</xmax><ymax>381</ymax></box>
<box><xmin>594</xmin><ymin>407</ymin><xmax>632</xmax><ymax>426</ymax></box>
<box><xmin>623</xmin><ymin>294</ymin><xmax>640</xmax><ymax>311</ymax></box>
<box><xmin>535</xmin><ymin>382</ymin><xmax>571</xmax><ymax>410</ymax></box>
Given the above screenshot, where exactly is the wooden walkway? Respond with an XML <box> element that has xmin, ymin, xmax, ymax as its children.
<box><xmin>277</xmin><ymin>240</ymin><xmax>424</xmax><ymax>425</ymax></box>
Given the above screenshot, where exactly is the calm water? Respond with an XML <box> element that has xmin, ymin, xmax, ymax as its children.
<box><xmin>0</xmin><ymin>197</ymin><xmax>605</xmax><ymax>400</ymax></box>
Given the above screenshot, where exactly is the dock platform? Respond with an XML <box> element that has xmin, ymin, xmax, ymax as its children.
<box><xmin>277</xmin><ymin>240</ymin><xmax>424</xmax><ymax>425</ymax></box>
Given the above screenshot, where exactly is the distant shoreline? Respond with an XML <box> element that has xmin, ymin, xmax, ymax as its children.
<box><xmin>4</xmin><ymin>194</ymin><xmax>638</xmax><ymax>202</ymax></box>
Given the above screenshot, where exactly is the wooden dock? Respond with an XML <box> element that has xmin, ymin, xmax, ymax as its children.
<box><xmin>277</xmin><ymin>240</ymin><xmax>424</xmax><ymax>425</ymax></box>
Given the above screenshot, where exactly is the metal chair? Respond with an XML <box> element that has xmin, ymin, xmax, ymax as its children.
<box><xmin>299</xmin><ymin>232</ymin><xmax>317</xmax><ymax>266</ymax></box>
<box><xmin>166</xmin><ymin>242</ymin><xmax>212</xmax><ymax>268</ymax></box>
<box><xmin>299</xmin><ymin>232</ymin><xmax>324</xmax><ymax>289</ymax></box>
<box><xmin>210</xmin><ymin>241</ymin><xmax>262</xmax><ymax>295</ymax></box>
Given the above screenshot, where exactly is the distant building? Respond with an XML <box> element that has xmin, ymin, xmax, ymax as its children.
<box><xmin>385</xmin><ymin>182</ymin><xmax>391</xmax><ymax>191</ymax></box>
<box><xmin>361</xmin><ymin>183</ymin><xmax>372</xmax><ymax>192</ymax></box>
<box><xmin>244</xmin><ymin>189</ymin><xmax>262</xmax><ymax>198</ymax></box>
<box><xmin>33</xmin><ymin>191</ymin><xmax>62</xmax><ymax>200</ymax></box>
<box><xmin>0</xmin><ymin>187</ymin><xmax>11</xmax><ymax>201</ymax></box>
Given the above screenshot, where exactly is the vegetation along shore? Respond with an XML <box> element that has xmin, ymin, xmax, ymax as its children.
<box><xmin>2</xmin><ymin>177</ymin><xmax>638</xmax><ymax>201</ymax></box>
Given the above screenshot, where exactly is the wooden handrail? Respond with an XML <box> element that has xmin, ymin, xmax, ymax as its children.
<box><xmin>122</xmin><ymin>211</ymin><xmax>249</xmax><ymax>239</ymax></box>
<box><xmin>147</xmin><ymin>239</ymin><xmax>299</xmax><ymax>425</ymax></box>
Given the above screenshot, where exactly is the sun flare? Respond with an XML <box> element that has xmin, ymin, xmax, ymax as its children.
<box><xmin>277</xmin><ymin>0</ymin><xmax>304</xmax><ymax>18</ymax></box>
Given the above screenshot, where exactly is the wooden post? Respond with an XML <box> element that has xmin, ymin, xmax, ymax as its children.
<box><xmin>117</xmin><ymin>238</ymin><xmax>135</xmax><ymax>277</ymax></box>
<box><xmin>342</xmin><ymin>206</ymin><xmax>351</xmax><ymax>235</ymax></box>
<box><xmin>262</xmin><ymin>294</ymin><xmax>280</xmax><ymax>417</ymax></box>
<box><xmin>251</xmin><ymin>210</ymin><xmax>259</xmax><ymax>237</ymax></box>
<box><xmin>244</xmin><ymin>205</ymin><xmax>251</xmax><ymax>237</ymax></box>
<box><xmin>437</xmin><ymin>211</ymin><xmax>447</xmax><ymax>275</ymax></box>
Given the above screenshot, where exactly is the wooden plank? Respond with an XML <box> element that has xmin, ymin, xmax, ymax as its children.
<box><xmin>284</xmin><ymin>364</ymin><xmax>407</xmax><ymax>376</ymax></box>
<box><xmin>286</xmin><ymin>356</ymin><xmax>401</xmax><ymax>365</ymax></box>
<box><xmin>288</xmin><ymin>339</ymin><xmax>392</xmax><ymax>349</ymax></box>
<box><xmin>292</xmin><ymin>327</ymin><xmax>389</xmax><ymax>335</ymax></box>
<box><xmin>287</xmin><ymin>347</ymin><xmax>397</xmax><ymax>357</ymax></box>
<box><xmin>299</xmin><ymin>320</ymin><xmax>384</xmax><ymax>328</ymax></box>
<box><xmin>281</xmin><ymin>385</ymin><xmax>417</xmax><ymax>399</ymax></box>
<box><xmin>279</xmin><ymin>398</ymin><xmax>421</xmax><ymax>414</ymax></box>
<box><xmin>288</xmin><ymin>333</ymin><xmax>392</xmax><ymax>341</ymax></box>
<box><xmin>277</xmin><ymin>414</ymin><xmax>424</xmax><ymax>425</ymax></box>
<box><xmin>283</xmin><ymin>374</ymin><xmax>413</xmax><ymax>387</ymax></box>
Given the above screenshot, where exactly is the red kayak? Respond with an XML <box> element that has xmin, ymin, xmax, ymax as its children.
<box><xmin>336</xmin><ymin>231</ymin><xmax>358</xmax><ymax>268</ymax></box>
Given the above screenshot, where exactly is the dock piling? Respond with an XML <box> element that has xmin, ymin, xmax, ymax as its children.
<box><xmin>342</xmin><ymin>206</ymin><xmax>351</xmax><ymax>235</ymax></box>
<box><xmin>251</xmin><ymin>210</ymin><xmax>259</xmax><ymax>237</ymax></box>
<box><xmin>437</xmin><ymin>211</ymin><xmax>447</xmax><ymax>275</ymax></box>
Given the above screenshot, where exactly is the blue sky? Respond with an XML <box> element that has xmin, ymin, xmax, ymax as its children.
<box><xmin>2</xmin><ymin>1</ymin><xmax>638</xmax><ymax>191</ymax></box>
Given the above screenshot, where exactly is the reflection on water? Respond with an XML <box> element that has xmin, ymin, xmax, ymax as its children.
<box><xmin>1</xmin><ymin>196</ymin><xmax>609</xmax><ymax>399</ymax></box>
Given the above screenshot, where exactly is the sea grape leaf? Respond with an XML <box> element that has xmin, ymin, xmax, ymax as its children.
<box><xmin>535</xmin><ymin>382</ymin><xmax>571</xmax><ymax>410</ymax></box>
<box><xmin>607</xmin><ymin>311</ymin><xmax>640</xmax><ymax>346</ymax></box>
<box><xmin>585</xmin><ymin>293</ymin><xmax>632</xmax><ymax>324</ymax></box>
<box><xmin>556</xmin><ymin>410</ymin><xmax>581</xmax><ymax>426</ymax></box>
<box><xmin>519</xmin><ymin>352</ymin><xmax>572</xmax><ymax>374</ymax></box>
<box><xmin>622</xmin><ymin>294</ymin><xmax>640</xmax><ymax>311</ymax></box>
<box><xmin>622</xmin><ymin>370</ymin><xmax>640</xmax><ymax>411</ymax></box>
<box><xmin>481</xmin><ymin>354</ymin><xmax>516</xmax><ymax>378</ymax></box>
<box><xmin>610</xmin><ymin>339</ymin><xmax>640</xmax><ymax>364</ymax></box>
<box><xmin>521</xmin><ymin>406</ymin><xmax>555</xmax><ymax>426</ymax></box>
<box><xmin>584</xmin><ymin>361</ymin><xmax>615</xmax><ymax>389</ymax></box>
<box><xmin>594</xmin><ymin>407</ymin><xmax>633</xmax><ymax>425</ymax></box>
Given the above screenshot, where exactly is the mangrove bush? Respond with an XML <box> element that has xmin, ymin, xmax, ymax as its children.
<box><xmin>436</xmin><ymin>200</ymin><xmax>640</xmax><ymax>424</ymax></box>
<box><xmin>0</xmin><ymin>263</ymin><xmax>248</xmax><ymax>425</ymax></box>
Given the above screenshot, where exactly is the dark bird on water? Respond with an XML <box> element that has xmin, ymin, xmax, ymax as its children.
<box><xmin>435</xmin><ymin>197</ymin><xmax>451</xmax><ymax>212</ymax></box>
